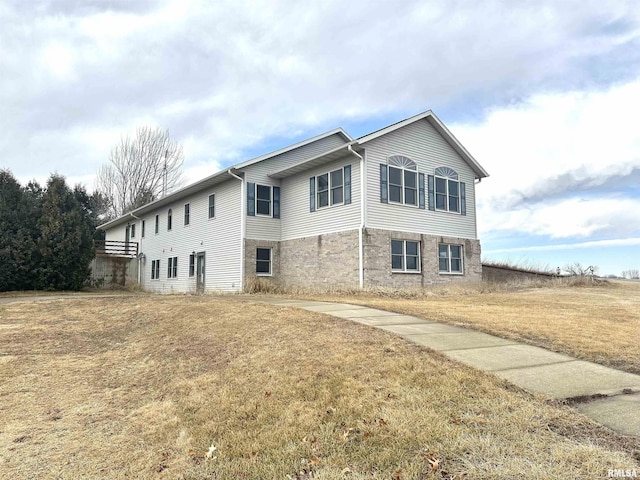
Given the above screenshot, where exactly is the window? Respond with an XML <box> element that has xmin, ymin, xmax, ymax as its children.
<box><xmin>316</xmin><ymin>167</ymin><xmax>346</xmax><ymax>208</ymax></box>
<box><xmin>438</xmin><ymin>244</ymin><xmax>463</xmax><ymax>274</ymax></box>
<box><xmin>151</xmin><ymin>260</ymin><xmax>160</xmax><ymax>280</ymax></box>
<box><xmin>141</xmin><ymin>220</ymin><xmax>145</xmax><ymax>238</ymax></box>
<box><xmin>380</xmin><ymin>156</ymin><xmax>420</xmax><ymax>207</ymax></box>
<box><xmin>184</xmin><ymin>203</ymin><xmax>190</xmax><ymax>225</ymax></box>
<box><xmin>208</xmin><ymin>194</ymin><xmax>215</xmax><ymax>219</ymax></box>
<box><xmin>389</xmin><ymin>166</ymin><xmax>417</xmax><ymax>206</ymax></box>
<box><xmin>256</xmin><ymin>248</ymin><xmax>272</xmax><ymax>275</ymax></box>
<box><xmin>391</xmin><ymin>240</ymin><xmax>420</xmax><ymax>272</ymax></box>
<box><xmin>310</xmin><ymin>165</ymin><xmax>351</xmax><ymax>212</ymax></box>
<box><xmin>434</xmin><ymin>167</ymin><xmax>461</xmax><ymax>213</ymax></box>
<box><xmin>189</xmin><ymin>253</ymin><xmax>195</xmax><ymax>277</ymax></box>
<box><xmin>256</xmin><ymin>185</ymin><xmax>271</xmax><ymax>216</ymax></box>
<box><xmin>167</xmin><ymin>209</ymin><xmax>173</xmax><ymax>231</ymax></box>
<box><xmin>130</xmin><ymin>224</ymin><xmax>135</xmax><ymax>238</ymax></box>
<box><xmin>168</xmin><ymin>256</ymin><xmax>178</xmax><ymax>278</ymax></box>
<box><xmin>155</xmin><ymin>215</ymin><xmax>159</xmax><ymax>234</ymax></box>
<box><xmin>247</xmin><ymin>183</ymin><xmax>280</xmax><ymax>218</ymax></box>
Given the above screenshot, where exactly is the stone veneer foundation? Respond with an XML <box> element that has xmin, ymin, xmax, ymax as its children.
<box><xmin>244</xmin><ymin>228</ymin><xmax>481</xmax><ymax>289</ymax></box>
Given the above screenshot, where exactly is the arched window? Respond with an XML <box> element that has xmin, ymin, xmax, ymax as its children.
<box><xmin>387</xmin><ymin>155</ymin><xmax>418</xmax><ymax>205</ymax></box>
<box><xmin>434</xmin><ymin>167</ymin><xmax>460</xmax><ymax>212</ymax></box>
<box><xmin>167</xmin><ymin>209</ymin><xmax>173</xmax><ymax>231</ymax></box>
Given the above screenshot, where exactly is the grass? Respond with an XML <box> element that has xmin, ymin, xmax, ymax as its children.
<box><xmin>297</xmin><ymin>279</ymin><xmax>640</xmax><ymax>375</ymax></box>
<box><xmin>0</xmin><ymin>296</ymin><xmax>638</xmax><ymax>479</ymax></box>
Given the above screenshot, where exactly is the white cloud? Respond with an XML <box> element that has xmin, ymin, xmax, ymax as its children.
<box><xmin>479</xmin><ymin>196</ymin><xmax>640</xmax><ymax>239</ymax></box>
<box><xmin>485</xmin><ymin>237</ymin><xmax>640</xmax><ymax>254</ymax></box>
<box><xmin>451</xmin><ymin>80</ymin><xmax>640</xmax><ymax>240</ymax></box>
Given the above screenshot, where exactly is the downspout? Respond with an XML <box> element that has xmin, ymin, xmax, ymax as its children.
<box><xmin>348</xmin><ymin>145</ymin><xmax>365</xmax><ymax>289</ymax></box>
<box><xmin>128</xmin><ymin>212</ymin><xmax>142</xmax><ymax>285</ymax></box>
<box><xmin>228</xmin><ymin>169</ymin><xmax>245</xmax><ymax>292</ymax></box>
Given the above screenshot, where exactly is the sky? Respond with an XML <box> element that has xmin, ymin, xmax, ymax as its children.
<box><xmin>1</xmin><ymin>0</ymin><xmax>639</xmax><ymax>276</ymax></box>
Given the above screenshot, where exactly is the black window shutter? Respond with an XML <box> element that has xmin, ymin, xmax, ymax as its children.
<box><xmin>380</xmin><ymin>164</ymin><xmax>388</xmax><ymax>203</ymax></box>
<box><xmin>247</xmin><ymin>182</ymin><xmax>255</xmax><ymax>216</ymax></box>
<box><xmin>460</xmin><ymin>182</ymin><xmax>466</xmax><ymax>216</ymax></box>
<box><xmin>418</xmin><ymin>173</ymin><xmax>425</xmax><ymax>209</ymax></box>
<box><xmin>344</xmin><ymin>165</ymin><xmax>351</xmax><ymax>205</ymax></box>
<box><xmin>273</xmin><ymin>186</ymin><xmax>280</xmax><ymax>219</ymax></box>
<box><xmin>309</xmin><ymin>176</ymin><xmax>316</xmax><ymax>212</ymax></box>
<box><xmin>427</xmin><ymin>175</ymin><xmax>435</xmax><ymax>211</ymax></box>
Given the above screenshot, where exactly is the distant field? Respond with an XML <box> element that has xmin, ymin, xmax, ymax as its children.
<box><xmin>307</xmin><ymin>280</ymin><xmax>640</xmax><ymax>375</ymax></box>
<box><xmin>0</xmin><ymin>296</ymin><xmax>637</xmax><ymax>479</ymax></box>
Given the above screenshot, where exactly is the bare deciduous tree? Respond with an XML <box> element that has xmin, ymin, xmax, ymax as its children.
<box><xmin>564</xmin><ymin>262</ymin><xmax>598</xmax><ymax>276</ymax></box>
<box><xmin>621</xmin><ymin>269</ymin><xmax>640</xmax><ymax>279</ymax></box>
<box><xmin>96</xmin><ymin>126</ymin><xmax>184</xmax><ymax>219</ymax></box>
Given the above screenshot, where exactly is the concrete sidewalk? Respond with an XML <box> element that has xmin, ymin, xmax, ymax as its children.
<box><xmin>253</xmin><ymin>298</ymin><xmax>640</xmax><ymax>437</ymax></box>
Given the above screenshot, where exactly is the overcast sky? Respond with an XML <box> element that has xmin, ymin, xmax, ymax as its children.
<box><xmin>2</xmin><ymin>0</ymin><xmax>639</xmax><ymax>276</ymax></box>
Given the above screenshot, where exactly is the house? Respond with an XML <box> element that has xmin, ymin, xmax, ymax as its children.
<box><xmin>97</xmin><ymin>110</ymin><xmax>489</xmax><ymax>293</ymax></box>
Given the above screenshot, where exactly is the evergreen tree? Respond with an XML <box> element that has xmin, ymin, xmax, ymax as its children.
<box><xmin>0</xmin><ymin>170</ymin><xmax>40</xmax><ymax>291</ymax></box>
<box><xmin>37</xmin><ymin>175</ymin><xmax>95</xmax><ymax>290</ymax></box>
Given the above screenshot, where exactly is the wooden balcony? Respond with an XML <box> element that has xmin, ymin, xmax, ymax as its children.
<box><xmin>95</xmin><ymin>240</ymin><xmax>139</xmax><ymax>258</ymax></box>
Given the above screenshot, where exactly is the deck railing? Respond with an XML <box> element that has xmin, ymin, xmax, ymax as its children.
<box><xmin>95</xmin><ymin>240</ymin><xmax>139</xmax><ymax>258</ymax></box>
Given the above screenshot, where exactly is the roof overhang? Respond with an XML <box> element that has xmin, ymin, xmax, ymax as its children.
<box><xmin>97</xmin><ymin>168</ymin><xmax>240</xmax><ymax>230</ymax></box>
<box><xmin>268</xmin><ymin>142</ymin><xmax>361</xmax><ymax>179</ymax></box>
<box><xmin>357</xmin><ymin>110</ymin><xmax>489</xmax><ymax>179</ymax></box>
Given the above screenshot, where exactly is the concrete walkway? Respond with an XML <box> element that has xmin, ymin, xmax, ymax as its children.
<box><xmin>252</xmin><ymin>298</ymin><xmax>640</xmax><ymax>437</ymax></box>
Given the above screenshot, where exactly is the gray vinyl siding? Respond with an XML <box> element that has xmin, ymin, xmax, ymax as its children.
<box><xmin>365</xmin><ymin>119</ymin><xmax>478</xmax><ymax>239</ymax></box>
<box><xmin>244</xmin><ymin>132</ymin><xmax>348</xmax><ymax>241</ymax></box>
<box><xmin>105</xmin><ymin>179</ymin><xmax>242</xmax><ymax>292</ymax></box>
<box><xmin>281</xmin><ymin>155</ymin><xmax>360</xmax><ymax>240</ymax></box>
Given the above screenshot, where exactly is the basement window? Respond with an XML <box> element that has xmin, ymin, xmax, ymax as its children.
<box><xmin>391</xmin><ymin>240</ymin><xmax>420</xmax><ymax>273</ymax></box>
<box><xmin>438</xmin><ymin>244</ymin><xmax>463</xmax><ymax>274</ymax></box>
<box><xmin>256</xmin><ymin>248</ymin><xmax>272</xmax><ymax>276</ymax></box>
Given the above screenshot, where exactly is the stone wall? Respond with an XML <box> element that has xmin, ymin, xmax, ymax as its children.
<box><xmin>244</xmin><ymin>239</ymin><xmax>281</xmax><ymax>286</ymax></box>
<box><xmin>363</xmin><ymin>228</ymin><xmax>482</xmax><ymax>288</ymax></box>
<box><xmin>244</xmin><ymin>230</ymin><xmax>359</xmax><ymax>288</ymax></box>
<box><xmin>243</xmin><ymin>228</ymin><xmax>482</xmax><ymax>290</ymax></box>
<box><xmin>482</xmin><ymin>265</ymin><xmax>554</xmax><ymax>283</ymax></box>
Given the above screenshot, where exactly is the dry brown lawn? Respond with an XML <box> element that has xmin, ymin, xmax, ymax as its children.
<box><xmin>0</xmin><ymin>295</ymin><xmax>638</xmax><ymax>479</ymax></box>
<box><xmin>304</xmin><ymin>280</ymin><xmax>640</xmax><ymax>375</ymax></box>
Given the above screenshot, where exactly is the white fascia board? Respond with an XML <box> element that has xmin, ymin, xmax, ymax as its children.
<box><xmin>357</xmin><ymin>110</ymin><xmax>489</xmax><ymax>179</ymax></box>
<box><xmin>233</xmin><ymin>128</ymin><xmax>352</xmax><ymax>170</ymax></box>
<box><xmin>97</xmin><ymin>169</ymin><xmax>234</xmax><ymax>230</ymax></box>
<box><xmin>267</xmin><ymin>142</ymin><xmax>358</xmax><ymax>179</ymax></box>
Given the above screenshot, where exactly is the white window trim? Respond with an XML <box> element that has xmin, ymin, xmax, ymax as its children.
<box><xmin>435</xmin><ymin>176</ymin><xmax>461</xmax><ymax>214</ymax></box>
<box><xmin>255</xmin><ymin>185</ymin><xmax>273</xmax><ymax>217</ymax></box>
<box><xmin>438</xmin><ymin>244</ymin><xmax>464</xmax><ymax>275</ymax></box>
<box><xmin>151</xmin><ymin>259</ymin><xmax>160</xmax><ymax>280</ymax></box>
<box><xmin>167</xmin><ymin>209</ymin><xmax>173</xmax><ymax>231</ymax></box>
<box><xmin>316</xmin><ymin>166</ymin><xmax>346</xmax><ymax>210</ymax></box>
<box><xmin>256</xmin><ymin>247</ymin><xmax>273</xmax><ymax>276</ymax></box>
<box><xmin>188</xmin><ymin>253</ymin><xmax>195</xmax><ymax>277</ymax></box>
<box><xmin>388</xmin><ymin>165</ymin><xmax>418</xmax><ymax>207</ymax></box>
<box><xmin>168</xmin><ymin>256</ymin><xmax>178</xmax><ymax>279</ymax></box>
<box><xmin>184</xmin><ymin>203</ymin><xmax>190</xmax><ymax>226</ymax></box>
<box><xmin>208</xmin><ymin>194</ymin><xmax>215</xmax><ymax>219</ymax></box>
<box><xmin>391</xmin><ymin>239</ymin><xmax>421</xmax><ymax>274</ymax></box>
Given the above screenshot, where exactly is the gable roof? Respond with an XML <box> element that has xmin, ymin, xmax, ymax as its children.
<box><xmin>356</xmin><ymin>110</ymin><xmax>489</xmax><ymax>179</ymax></box>
<box><xmin>98</xmin><ymin>111</ymin><xmax>488</xmax><ymax>230</ymax></box>
<box><xmin>270</xmin><ymin>110</ymin><xmax>489</xmax><ymax>180</ymax></box>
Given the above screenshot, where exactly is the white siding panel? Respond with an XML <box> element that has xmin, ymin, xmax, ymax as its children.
<box><xmin>244</xmin><ymin>133</ymin><xmax>347</xmax><ymax>241</ymax></box>
<box><xmin>104</xmin><ymin>223</ymin><xmax>128</xmax><ymax>242</ymax></box>
<box><xmin>364</xmin><ymin>119</ymin><xmax>478</xmax><ymax>239</ymax></box>
<box><xmin>281</xmin><ymin>155</ymin><xmax>360</xmax><ymax>240</ymax></box>
<box><xmin>107</xmin><ymin>179</ymin><xmax>242</xmax><ymax>293</ymax></box>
